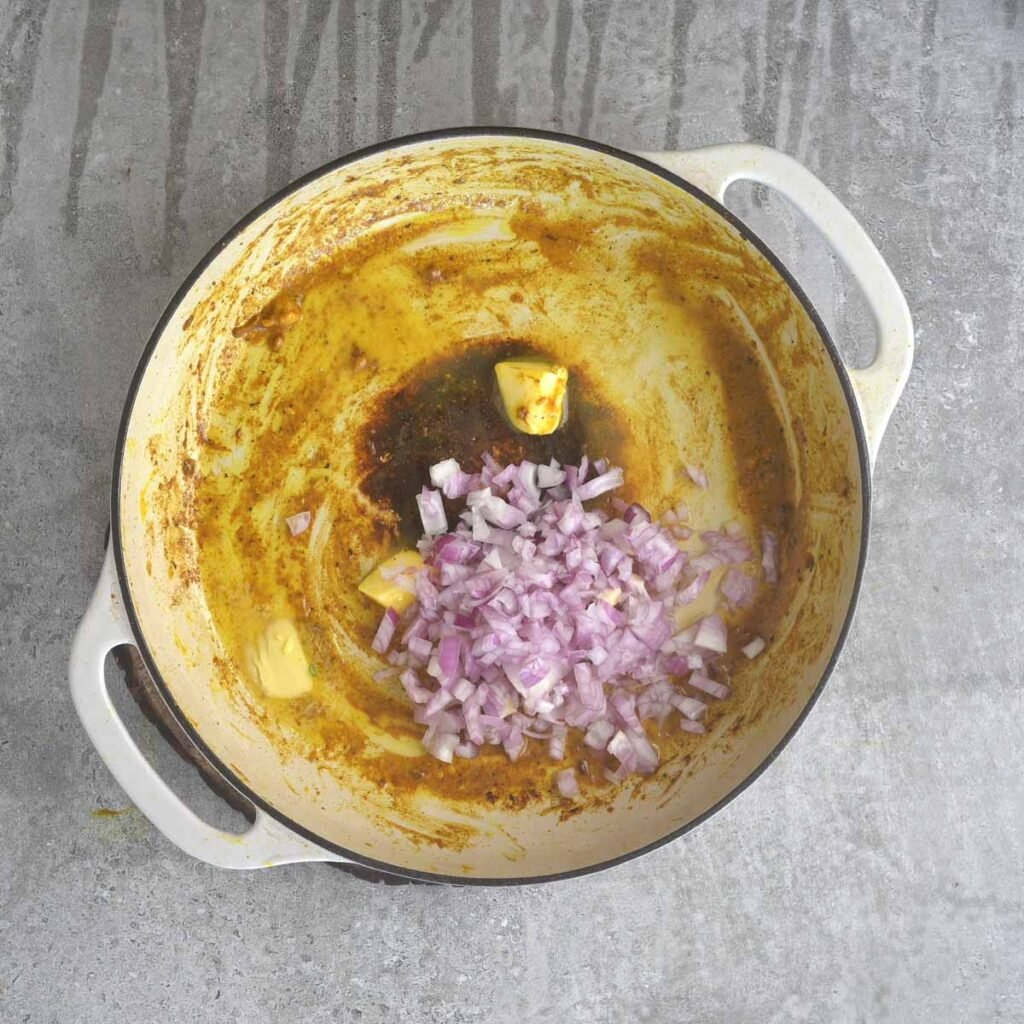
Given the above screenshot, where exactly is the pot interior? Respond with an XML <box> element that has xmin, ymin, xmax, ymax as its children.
<box><xmin>116</xmin><ymin>133</ymin><xmax>864</xmax><ymax>880</ymax></box>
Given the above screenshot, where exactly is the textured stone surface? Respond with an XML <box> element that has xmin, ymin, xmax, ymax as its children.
<box><xmin>1</xmin><ymin>1</ymin><xmax>1022</xmax><ymax>1021</ymax></box>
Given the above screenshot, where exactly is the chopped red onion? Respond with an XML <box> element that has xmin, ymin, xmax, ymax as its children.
<box><xmin>555</xmin><ymin>768</ymin><xmax>579</xmax><ymax>798</ymax></box>
<box><xmin>371</xmin><ymin>607</ymin><xmax>399</xmax><ymax>654</ymax></box>
<box><xmin>437</xmin><ymin>635</ymin><xmax>462</xmax><ymax>681</ymax></box>
<box><xmin>451</xmin><ymin>677</ymin><xmax>475</xmax><ymax>702</ymax></box>
<box><xmin>670</xmin><ymin>693</ymin><xmax>707</xmax><ymax>721</ymax></box>
<box><xmin>400</xmin><ymin>669</ymin><xmax>431</xmax><ymax>704</ymax></box>
<box><xmin>678</xmin><ymin>718</ymin><xmax>706</xmax><ymax>734</ymax></box>
<box><xmin>430</xmin><ymin>459</ymin><xmax>481</xmax><ymax>499</ymax></box>
<box><xmin>285</xmin><ymin>510</ymin><xmax>311</xmax><ymax>536</ymax></box>
<box><xmin>422</xmin><ymin>727</ymin><xmax>459</xmax><ymax>763</ymax></box>
<box><xmin>548</xmin><ymin>724</ymin><xmax>567</xmax><ymax>760</ymax></box>
<box><xmin>742</xmin><ymin>636</ymin><xmax>766</xmax><ymax>659</ymax></box>
<box><xmin>537</xmin><ymin>462</ymin><xmax>566</xmax><ymax>488</ymax></box>
<box><xmin>424</xmin><ymin>687</ymin><xmax>455</xmax><ymax>716</ymax></box>
<box><xmin>503</xmin><ymin>726</ymin><xmax>527</xmax><ymax>761</ymax></box>
<box><xmin>627</xmin><ymin>730</ymin><xmax>659</xmax><ymax>773</ymax></box>
<box><xmin>678</xmin><ymin>570</ymin><xmax>710</xmax><ymax>605</ymax></box>
<box><xmin>368</xmin><ymin>455</ymin><xmax>767</xmax><ymax>785</ymax></box>
<box><xmin>686</xmin><ymin>464</ymin><xmax>709</xmax><ymax>488</ymax></box>
<box><xmin>584</xmin><ymin>719</ymin><xmax>616</xmax><ymax>750</ymax></box>
<box><xmin>607</xmin><ymin>730</ymin><xmax>635</xmax><ymax>767</ymax></box>
<box><xmin>429</xmin><ymin>458</ymin><xmax>460</xmax><ymax>489</ymax></box>
<box><xmin>694</xmin><ymin>614</ymin><xmax>728</xmax><ymax>653</ymax></box>
<box><xmin>477</xmin><ymin>491</ymin><xmax>526</xmax><ymax>529</ymax></box>
<box><xmin>416</xmin><ymin>487</ymin><xmax>447</xmax><ymax>535</ymax></box>
<box><xmin>623</xmin><ymin>503</ymin><xmax>651</xmax><ymax>525</ymax></box>
<box><xmin>762</xmin><ymin>528</ymin><xmax>779</xmax><ymax>584</ymax></box>
<box><xmin>576</xmin><ymin>467</ymin><xmax>624</xmax><ymax>501</ymax></box>
<box><xmin>434</xmin><ymin>535</ymin><xmax>480</xmax><ymax>565</ymax></box>
<box><xmin>720</xmin><ymin>567</ymin><xmax>757</xmax><ymax>608</ymax></box>
<box><xmin>688</xmin><ymin>672</ymin><xmax>731</xmax><ymax>700</ymax></box>
<box><xmin>700</xmin><ymin>530</ymin><xmax>755</xmax><ymax>566</ymax></box>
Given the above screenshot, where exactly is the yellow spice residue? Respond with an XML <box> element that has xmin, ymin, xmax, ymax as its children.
<box><xmin>189</xmin><ymin>194</ymin><xmax>800</xmax><ymax>809</ymax></box>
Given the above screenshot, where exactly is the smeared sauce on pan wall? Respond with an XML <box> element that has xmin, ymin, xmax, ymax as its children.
<box><xmin>189</xmin><ymin>193</ymin><xmax>800</xmax><ymax>818</ymax></box>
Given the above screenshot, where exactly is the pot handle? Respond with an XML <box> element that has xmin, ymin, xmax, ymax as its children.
<box><xmin>69</xmin><ymin>544</ymin><xmax>343</xmax><ymax>869</ymax></box>
<box><xmin>641</xmin><ymin>143</ymin><xmax>914</xmax><ymax>468</ymax></box>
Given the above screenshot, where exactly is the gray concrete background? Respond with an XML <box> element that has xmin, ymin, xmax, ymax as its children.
<box><xmin>1</xmin><ymin>1</ymin><xmax>1022</xmax><ymax>1021</ymax></box>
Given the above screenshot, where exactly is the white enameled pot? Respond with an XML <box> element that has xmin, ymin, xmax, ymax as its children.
<box><xmin>70</xmin><ymin>131</ymin><xmax>912</xmax><ymax>882</ymax></box>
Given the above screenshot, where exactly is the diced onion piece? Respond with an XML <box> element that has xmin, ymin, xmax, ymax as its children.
<box><xmin>429</xmin><ymin>458</ymin><xmax>461</xmax><ymax>489</ymax></box>
<box><xmin>671</xmin><ymin>693</ymin><xmax>707</xmax><ymax>721</ymax></box>
<box><xmin>400</xmin><ymin>669</ymin><xmax>431</xmax><ymax>704</ymax></box>
<box><xmin>575</xmin><ymin>467</ymin><xmax>624</xmax><ymax>501</ymax></box>
<box><xmin>688</xmin><ymin>672</ymin><xmax>730</xmax><ymax>700</ymax></box>
<box><xmin>720</xmin><ymin>567</ymin><xmax>756</xmax><ymax>608</ymax></box>
<box><xmin>371</xmin><ymin>608</ymin><xmax>399</xmax><ymax>654</ymax></box>
<box><xmin>678</xmin><ymin>570</ymin><xmax>710</xmax><ymax>605</ymax></box>
<box><xmin>451</xmin><ymin>678</ymin><xmax>475</xmax><ymax>702</ymax></box>
<box><xmin>742</xmin><ymin>637</ymin><xmax>767</xmax><ymax>659</ymax></box>
<box><xmin>429</xmin><ymin>457</ymin><xmax>479</xmax><ymax>499</ymax></box>
<box><xmin>623</xmin><ymin>503</ymin><xmax>651</xmax><ymax>525</ymax></box>
<box><xmin>548</xmin><ymin>725</ymin><xmax>567</xmax><ymax>760</ymax></box>
<box><xmin>694</xmin><ymin>614</ymin><xmax>728</xmax><ymax>653</ymax></box>
<box><xmin>285</xmin><ymin>511</ymin><xmax>311</xmax><ymax>536</ymax></box>
<box><xmin>584</xmin><ymin>719</ymin><xmax>616</xmax><ymax>750</ymax></box>
<box><xmin>537</xmin><ymin>463</ymin><xmax>566</xmax><ymax>488</ymax></box>
<box><xmin>555</xmin><ymin>768</ymin><xmax>579</xmax><ymax>798</ymax></box>
<box><xmin>686</xmin><ymin>464</ymin><xmax>709</xmax><ymax>488</ymax></box>
<box><xmin>416</xmin><ymin>487</ymin><xmax>448</xmax><ymax>535</ymax></box>
<box><xmin>762</xmin><ymin>528</ymin><xmax>779</xmax><ymax>584</ymax></box>
<box><xmin>628</xmin><ymin>730</ymin><xmax>659</xmax><ymax>773</ymax></box>
<box><xmin>422</xmin><ymin>727</ymin><xmax>458</xmax><ymax>763</ymax></box>
<box><xmin>438</xmin><ymin>635</ymin><xmax>462</xmax><ymax>682</ymax></box>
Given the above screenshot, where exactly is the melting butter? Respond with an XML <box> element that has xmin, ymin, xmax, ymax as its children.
<box><xmin>249</xmin><ymin>619</ymin><xmax>314</xmax><ymax>699</ymax></box>
<box><xmin>494</xmin><ymin>360</ymin><xmax>568</xmax><ymax>435</ymax></box>
<box><xmin>358</xmin><ymin>550</ymin><xmax>423</xmax><ymax>613</ymax></box>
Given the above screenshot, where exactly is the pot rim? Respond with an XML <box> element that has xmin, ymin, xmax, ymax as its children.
<box><xmin>110</xmin><ymin>127</ymin><xmax>872</xmax><ymax>885</ymax></box>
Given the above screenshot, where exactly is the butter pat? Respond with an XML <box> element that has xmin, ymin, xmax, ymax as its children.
<box><xmin>494</xmin><ymin>360</ymin><xmax>568</xmax><ymax>435</ymax></box>
<box><xmin>358</xmin><ymin>550</ymin><xmax>424</xmax><ymax>613</ymax></box>
<box><xmin>249</xmin><ymin>619</ymin><xmax>313</xmax><ymax>699</ymax></box>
